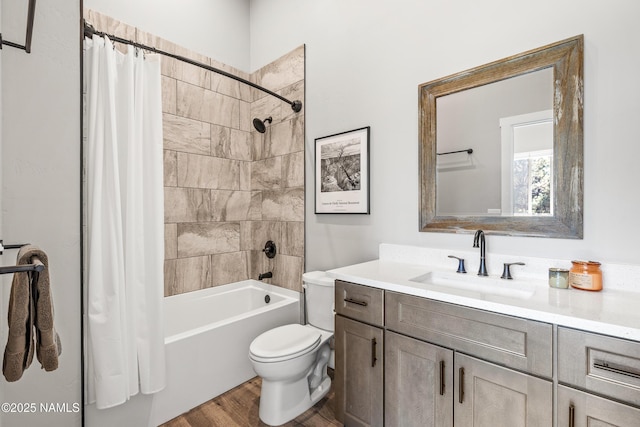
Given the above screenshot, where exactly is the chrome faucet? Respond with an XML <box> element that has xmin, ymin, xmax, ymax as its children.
<box><xmin>472</xmin><ymin>230</ymin><xmax>488</xmax><ymax>276</ymax></box>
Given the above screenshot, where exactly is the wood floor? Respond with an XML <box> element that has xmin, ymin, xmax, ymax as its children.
<box><xmin>160</xmin><ymin>376</ymin><xmax>342</xmax><ymax>427</ymax></box>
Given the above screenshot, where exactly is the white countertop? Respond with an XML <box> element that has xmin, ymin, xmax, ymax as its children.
<box><xmin>327</xmin><ymin>259</ymin><xmax>640</xmax><ymax>342</ymax></box>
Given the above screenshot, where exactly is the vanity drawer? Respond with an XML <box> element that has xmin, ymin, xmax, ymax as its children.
<box><xmin>386</xmin><ymin>291</ymin><xmax>553</xmax><ymax>378</ymax></box>
<box><xmin>335</xmin><ymin>280</ymin><xmax>384</xmax><ymax>327</ymax></box>
<box><xmin>558</xmin><ymin>327</ymin><xmax>640</xmax><ymax>407</ymax></box>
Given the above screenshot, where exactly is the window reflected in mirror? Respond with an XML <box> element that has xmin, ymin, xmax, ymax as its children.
<box><xmin>419</xmin><ymin>35</ymin><xmax>583</xmax><ymax>238</ymax></box>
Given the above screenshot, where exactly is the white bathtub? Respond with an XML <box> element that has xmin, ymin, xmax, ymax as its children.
<box><xmin>86</xmin><ymin>280</ymin><xmax>300</xmax><ymax>427</ymax></box>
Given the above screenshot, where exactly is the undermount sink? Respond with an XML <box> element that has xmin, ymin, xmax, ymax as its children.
<box><xmin>410</xmin><ymin>271</ymin><xmax>536</xmax><ymax>299</ymax></box>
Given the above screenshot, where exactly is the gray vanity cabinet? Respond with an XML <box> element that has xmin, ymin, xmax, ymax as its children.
<box><xmin>385</xmin><ymin>333</ymin><xmax>552</xmax><ymax>427</ymax></box>
<box><xmin>336</xmin><ymin>281</ymin><xmax>554</xmax><ymax>426</ymax></box>
<box><xmin>385</xmin><ymin>331</ymin><xmax>453</xmax><ymax>426</ymax></box>
<box><xmin>557</xmin><ymin>385</ymin><xmax>640</xmax><ymax>427</ymax></box>
<box><xmin>557</xmin><ymin>327</ymin><xmax>640</xmax><ymax>426</ymax></box>
<box><xmin>335</xmin><ymin>281</ymin><xmax>384</xmax><ymax>427</ymax></box>
<box><xmin>385</xmin><ymin>291</ymin><xmax>552</xmax><ymax>427</ymax></box>
<box><xmin>455</xmin><ymin>353</ymin><xmax>552</xmax><ymax>427</ymax></box>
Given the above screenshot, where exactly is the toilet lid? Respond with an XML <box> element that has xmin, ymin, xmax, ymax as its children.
<box><xmin>250</xmin><ymin>324</ymin><xmax>321</xmax><ymax>361</ymax></box>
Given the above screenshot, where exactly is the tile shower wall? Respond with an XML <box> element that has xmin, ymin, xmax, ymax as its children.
<box><xmin>85</xmin><ymin>11</ymin><xmax>305</xmax><ymax>295</ymax></box>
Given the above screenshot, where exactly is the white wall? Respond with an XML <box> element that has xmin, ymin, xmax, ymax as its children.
<box><xmin>250</xmin><ymin>0</ymin><xmax>640</xmax><ymax>272</ymax></box>
<box><xmin>1</xmin><ymin>0</ymin><xmax>81</xmax><ymax>426</ymax></box>
<box><xmin>84</xmin><ymin>0</ymin><xmax>251</xmax><ymax>71</ymax></box>
<box><xmin>0</xmin><ymin>1</ymin><xmax>638</xmax><ymax>425</ymax></box>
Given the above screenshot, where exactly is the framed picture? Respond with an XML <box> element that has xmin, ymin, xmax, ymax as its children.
<box><xmin>315</xmin><ymin>126</ymin><xmax>370</xmax><ymax>214</ymax></box>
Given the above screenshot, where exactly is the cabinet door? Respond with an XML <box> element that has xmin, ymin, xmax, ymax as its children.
<box><xmin>335</xmin><ymin>315</ymin><xmax>384</xmax><ymax>427</ymax></box>
<box><xmin>557</xmin><ymin>385</ymin><xmax>640</xmax><ymax>427</ymax></box>
<box><xmin>385</xmin><ymin>331</ymin><xmax>453</xmax><ymax>427</ymax></box>
<box><xmin>454</xmin><ymin>354</ymin><xmax>552</xmax><ymax>427</ymax></box>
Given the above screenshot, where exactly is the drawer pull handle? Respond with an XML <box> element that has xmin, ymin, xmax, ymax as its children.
<box><xmin>344</xmin><ymin>297</ymin><xmax>368</xmax><ymax>307</ymax></box>
<box><xmin>458</xmin><ymin>367</ymin><xmax>465</xmax><ymax>404</ymax></box>
<box><xmin>569</xmin><ymin>404</ymin><xmax>575</xmax><ymax>427</ymax></box>
<box><xmin>439</xmin><ymin>360</ymin><xmax>445</xmax><ymax>396</ymax></box>
<box><xmin>594</xmin><ymin>360</ymin><xmax>640</xmax><ymax>380</ymax></box>
<box><xmin>371</xmin><ymin>338</ymin><xmax>377</xmax><ymax>367</ymax></box>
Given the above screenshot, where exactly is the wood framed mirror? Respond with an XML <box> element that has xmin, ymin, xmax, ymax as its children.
<box><xmin>419</xmin><ymin>35</ymin><xmax>583</xmax><ymax>238</ymax></box>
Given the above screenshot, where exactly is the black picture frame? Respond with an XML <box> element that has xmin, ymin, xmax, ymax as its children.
<box><xmin>314</xmin><ymin>126</ymin><xmax>370</xmax><ymax>214</ymax></box>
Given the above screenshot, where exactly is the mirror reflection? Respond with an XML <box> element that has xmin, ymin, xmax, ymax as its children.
<box><xmin>419</xmin><ymin>35</ymin><xmax>584</xmax><ymax>238</ymax></box>
<box><xmin>435</xmin><ymin>68</ymin><xmax>553</xmax><ymax>217</ymax></box>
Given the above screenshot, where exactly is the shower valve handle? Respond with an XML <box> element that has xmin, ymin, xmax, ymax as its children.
<box><xmin>262</xmin><ymin>241</ymin><xmax>277</xmax><ymax>259</ymax></box>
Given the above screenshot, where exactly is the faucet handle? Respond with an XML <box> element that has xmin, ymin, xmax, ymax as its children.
<box><xmin>501</xmin><ymin>262</ymin><xmax>525</xmax><ymax>280</ymax></box>
<box><xmin>448</xmin><ymin>255</ymin><xmax>467</xmax><ymax>274</ymax></box>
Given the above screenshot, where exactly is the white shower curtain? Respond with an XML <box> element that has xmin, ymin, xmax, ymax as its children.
<box><xmin>84</xmin><ymin>35</ymin><xmax>165</xmax><ymax>409</ymax></box>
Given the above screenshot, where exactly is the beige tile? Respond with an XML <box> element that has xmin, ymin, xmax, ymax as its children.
<box><xmin>249</xmin><ymin>221</ymin><xmax>282</xmax><ymax>251</ymax></box>
<box><xmin>177</xmin><ymin>81</ymin><xmax>240</xmax><ymax>128</ymax></box>
<box><xmin>240</xmin><ymin>222</ymin><xmax>253</xmax><ymax>251</ymax></box>
<box><xmin>210</xmin><ymin>59</ymin><xmax>252</xmax><ymax>102</ymax></box>
<box><xmin>254</xmin><ymin>45</ymin><xmax>305</xmax><ymax>94</ymax></box>
<box><xmin>164</xmin><ymin>256</ymin><xmax>211</xmax><ymax>296</ymax></box>
<box><xmin>240</xmin><ymin>161</ymin><xmax>251</xmax><ymax>191</ymax></box>
<box><xmin>251</xmin><ymin>95</ymin><xmax>281</xmax><ymax>131</ymax></box>
<box><xmin>248</xmin><ymin>250</ymin><xmax>264</xmax><ymax>282</ymax></box>
<box><xmin>210</xmin><ymin>126</ymin><xmax>251</xmax><ymax>161</ymax></box>
<box><xmin>164</xmin><ymin>187</ymin><xmax>211</xmax><ymax>223</ymax></box>
<box><xmin>209</xmin><ymin>61</ymin><xmax>242</xmax><ymax>99</ymax></box>
<box><xmin>164</xmin><ymin>259</ymin><xmax>177</xmax><ymax>296</ymax></box>
<box><xmin>237</xmin><ymin>71</ymin><xmax>253</xmax><ymax>103</ymax></box>
<box><xmin>210</xmin><ymin>252</ymin><xmax>249</xmax><ymax>286</ymax></box>
<box><xmin>230</xmin><ymin>129</ymin><xmax>252</xmax><ymax>161</ymax></box>
<box><xmin>251</xmin><ymin>131</ymin><xmax>264</xmax><ymax>161</ymax></box>
<box><xmin>165</xmin><ymin>223</ymin><xmax>178</xmax><ymax>259</ymax></box>
<box><xmin>281</xmin><ymin>222</ymin><xmax>304</xmax><ymax>257</ymax></box>
<box><xmin>177</xmin><ymin>152</ymin><xmax>239</xmax><ymax>190</ymax></box>
<box><xmin>164</xmin><ymin>150</ymin><xmax>178</xmax><ymax>187</ymax></box>
<box><xmin>249</xmin><ymin>192</ymin><xmax>262</xmax><ymax>221</ymax></box>
<box><xmin>174</xmin><ymin>59</ymin><xmax>211</xmax><ymax>89</ymax></box>
<box><xmin>282</xmin><ymin>151</ymin><xmax>304</xmax><ymax>188</ymax></box>
<box><xmin>162</xmin><ymin>76</ymin><xmax>177</xmax><ymax>115</ymax></box>
<box><xmin>273</xmin><ymin>255</ymin><xmax>304</xmax><ymax>292</ymax></box>
<box><xmin>177</xmin><ymin>222</ymin><xmax>240</xmax><ymax>257</ymax></box>
<box><xmin>210</xmin><ymin>190</ymin><xmax>256</xmax><ymax>221</ymax></box>
<box><xmin>163</xmin><ymin>113</ymin><xmax>211</xmax><ymax>155</ymax></box>
<box><xmin>239</xmin><ymin>101</ymin><xmax>251</xmax><ymax>132</ymax></box>
<box><xmin>252</xmin><ymin>157</ymin><xmax>282</xmax><ymax>190</ymax></box>
<box><xmin>262</xmin><ymin>188</ymin><xmax>304</xmax><ymax>221</ymax></box>
<box><xmin>279</xmin><ymin>80</ymin><xmax>305</xmax><ymax>122</ymax></box>
<box><xmin>264</xmin><ymin>116</ymin><xmax>304</xmax><ymax>158</ymax></box>
<box><xmin>210</xmin><ymin>125</ymin><xmax>231</xmax><ymax>157</ymax></box>
<box><xmin>137</xmin><ymin>31</ymin><xmax>211</xmax><ymax>87</ymax></box>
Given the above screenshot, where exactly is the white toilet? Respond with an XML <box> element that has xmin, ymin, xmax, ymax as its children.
<box><xmin>249</xmin><ymin>271</ymin><xmax>335</xmax><ymax>426</ymax></box>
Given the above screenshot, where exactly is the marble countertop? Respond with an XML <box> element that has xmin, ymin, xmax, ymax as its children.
<box><xmin>327</xmin><ymin>259</ymin><xmax>640</xmax><ymax>342</ymax></box>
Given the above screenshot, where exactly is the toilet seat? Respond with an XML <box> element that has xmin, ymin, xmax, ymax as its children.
<box><xmin>250</xmin><ymin>324</ymin><xmax>321</xmax><ymax>363</ymax></box>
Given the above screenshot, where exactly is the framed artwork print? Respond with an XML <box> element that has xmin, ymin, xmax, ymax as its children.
<box><xmin>315</xmin><ymin>126</ymin><xmax>370</xmax><ymax>214</ymax></box>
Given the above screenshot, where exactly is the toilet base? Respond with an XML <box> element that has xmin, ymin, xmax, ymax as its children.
<box><xmin>258</xmin><ymin>374</ymin><xmax>331</xmax><ymax>426</ymax></box>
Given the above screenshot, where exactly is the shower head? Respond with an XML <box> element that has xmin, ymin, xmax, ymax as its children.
<box><xmin>253</xmin><ymin>116</ymin><xmax>273</xmax><ymax>133</ymax></box>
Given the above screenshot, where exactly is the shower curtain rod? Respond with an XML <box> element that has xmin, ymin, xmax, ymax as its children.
<box><xmin>83</xmin><ymin>21</ymin><xmax>303</xmax><ymax>113</ymax></box>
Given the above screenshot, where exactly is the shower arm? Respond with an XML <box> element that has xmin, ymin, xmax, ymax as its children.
<box><xmin>83</xmin><ymin>21</ymin><xmax>303</xmax><ymax>113</ymax></box>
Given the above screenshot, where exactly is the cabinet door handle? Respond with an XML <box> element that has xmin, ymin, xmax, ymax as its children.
<box><xmin>569</xmin><ymin>404</ymin><xmax>575</xmax><ymax>427</ymax></box>
<box><xmin>344</xmin><ymin>297</ymin><xmax>368</xmax><ymax>307</ymax></box>
<box><xmin>593</xmin><ymin>359</ymin><xmax>640</xmax><ymax>380</ymax></box>
<box><xmin>439</xmin><ymin>360</ymin><xmax>445</xmax><ymax>396</ymax></box>
<box><xmin>371</xmin><ymin>338</ymin><xmax>377</xmax><ymax>367</ymax></box>
<box><xmin>458</xmin><ymin>367</ymin><xmax>465</xmax><ymax>404</ymax></box>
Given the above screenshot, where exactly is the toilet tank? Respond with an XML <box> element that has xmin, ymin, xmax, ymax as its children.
<box><xmin>303</xmin><ymin>271</ymin><xmax>335</xmax><ymax>332</ymax></box>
